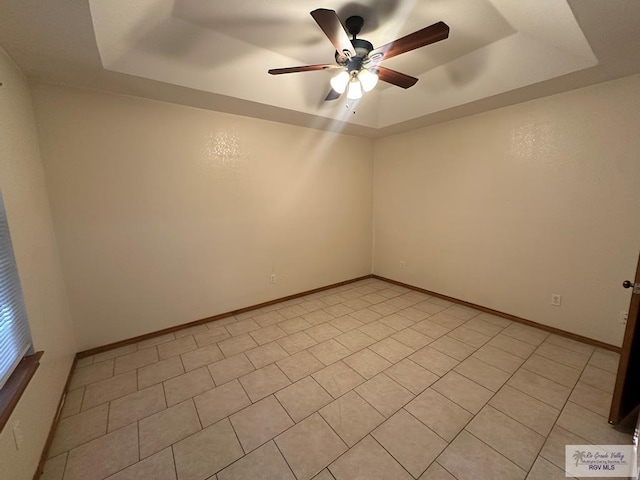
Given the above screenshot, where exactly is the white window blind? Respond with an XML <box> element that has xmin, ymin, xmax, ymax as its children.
<box><xmin>0</xmin><ymin>192</ymin><xmax>33</xmax><ymax>389</ymax></box>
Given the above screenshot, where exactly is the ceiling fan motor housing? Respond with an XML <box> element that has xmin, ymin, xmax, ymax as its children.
<box><xmin>333</xmin><ymin>15</ymin><xmax>372</xmax><ymax>66</ymax></box>
<box><xmin>335</xmin><ymin>38</ymin><xmax>374</xmax><ymax>66</ymax></box>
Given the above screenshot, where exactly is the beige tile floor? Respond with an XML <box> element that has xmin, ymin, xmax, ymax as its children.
<box><xmin>40</xmin><ymin>279</ymin><xmax>633</xmax><ymax>480</ymax></box>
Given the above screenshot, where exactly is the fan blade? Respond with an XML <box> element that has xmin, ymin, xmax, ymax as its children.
<box><xmin>311</xmin><ymin>9</ymin><xmax>356</xmax><ymax>58</ymax></box>
<box><xmin>268</xmin><ymin>64</ymin><xmax>339</xmax><ymax>75</ymax></box>
<box><xmin>376</xmin><ymin>66</ymin><xmax>418</xmax><ymax>89</ymax></box>
<box><xmin>371</xmin><ymin>21</ymin><xmax>449</xmax><ymax>61</ymax></box>
<box><xmin>324</xmin><ymin>88</ymin><xmax>341</xmax><ymax>101</ymax></box>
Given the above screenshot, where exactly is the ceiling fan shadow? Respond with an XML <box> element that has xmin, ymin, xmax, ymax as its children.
<box><xmin>334</xmin><ymin>0</ymin><xmax>400</xmax><ymax>35</ymax></box>
<box><xmin>120</xmin><ymin>16</ymin><xmax>256</xmax><ymax>70</ymax></box>
<box><xmin>295</xmin><ymin>71</ymin><xmax>341</xmax><ymax>108</ymax></box>
<box><xmin>315</xmin><ymin>87</ymin><xmax>341</xmax><ymax>109</ymax></box>
<box><xmin>171</xmin><ymin>0</ymin><xmax>327</xmax><ymax>58</ymax></box>
<box><xmin>442</xmin><ymin>44</ymin><xmax>489</xmax><ymax>87</ymax></box>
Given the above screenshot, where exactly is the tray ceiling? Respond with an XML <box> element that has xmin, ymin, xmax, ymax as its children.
<box><xmin>1</xmin><ymin>0</ymin><xmax>639</xmax><ymax>136</ymax></box>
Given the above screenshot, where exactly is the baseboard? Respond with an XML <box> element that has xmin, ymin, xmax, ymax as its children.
<box><xmin>32</xmin><ymin>355</ymin><xmax>78</xmax><ymax>480</ymax></box>
<box><xmin>79</xmin><ymin>272</ymin><xmax>620</xmax><ymax>358</ymax></box>
<box><xmin>34</xmin><ymin>273</ymin><xmax>618</xmax><ymax>477</ymax></box>
<box><xmin>373</xmin><ymin>274</ymin><xmax>621</xmax><ymax>353</ymax></box>
<box><xmin>34</xmin><ymin>274</ymin><xmax>371</xmax><ymax>476</ymax></box>
<box><xmin>78</xmin><ymin>274</ymin><xmax>374</xmax><ymax>358</ymax></box>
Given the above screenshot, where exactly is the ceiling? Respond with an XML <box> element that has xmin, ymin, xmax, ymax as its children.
<box><xmin>0</xmin><ymin>0</ymin><xmax>639</xmax><ymax>137</ymax></box>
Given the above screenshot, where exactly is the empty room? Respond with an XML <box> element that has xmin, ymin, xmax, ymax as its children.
<box><xmin>1</xmin><ymin>1</ymin><xmax>640</xmax><ymax>480</ymax></box>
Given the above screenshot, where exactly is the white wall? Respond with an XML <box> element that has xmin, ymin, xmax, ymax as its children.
<box><xmin>373</xmin><ymin>74</ymin><xmax>640</xmax><ymax>347</ymax></box>
<box><xmin>0</xmin><ymin>49</ymin><xmax>76</xmax><ymax>480</ymax></box>
<box><xmin>31</xmin><ymin>84</ymin><xmax>374</xmax><ymax>351</ymax></box>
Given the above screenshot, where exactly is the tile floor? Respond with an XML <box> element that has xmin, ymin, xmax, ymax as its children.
<box><xmin>40</xmin><ymin>278</ymin><xmax>632</xmax><ymax>480</ymax></box>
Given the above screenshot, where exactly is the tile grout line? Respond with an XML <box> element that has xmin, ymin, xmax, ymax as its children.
<box><xmin>191</xmin><ymin>396</ymin><xmax>204</xmax><ymax>431</ymax></box>
<box><xmin>434</xmin><ymin>459</ymin><xmax>461</xmax><ymax>480</ymax></box>
<box><xmin>432</xmin><ymin>400</ymin><xmax>527</xmax><ymax>476</ymax></box>
<box><xmin>136</xmin><ymin>420</ymin><xmax>140</xmax><ymax>464</ymax></box>
<box><xmin>368</xmin><ymin>433</ymin><xmax>422</xmax><ymax>479</ymax></box>
<box><xmin>578</xmin><ymin>363</ymin><xmax>618</xmax><ymax>394</ymax></box>
<box><xmin>388</xmin><ymin>316</ymin><xmax>522</xmax><ymax>467</ymax></box>
<box><xmin>534</xmin><ymin>346</ymin><xmax>592</xmax><ymax>370</ymax></box>
<box><xmin>216</xmin><ymin>300</ymin><xmax>484</xmax><ymax>464</ymax></box>
<box><xmin>476</xmin><ymin>332</ymin><xmax>616</xmax><ymax>476</ymax></box>
<box><xmin>549</xmin><ymin>347</ymin><xmax>617</xmax><ymax>433</ymax></box>
<box><xmin>271</xmin><ymin>439</ymin><xmax>299</xmax><ymax>479</ymax></box>
<box><xmin>105</xmin><ymin>397</ymin><xmax>112</xmax><ymax>434</ymax></box>
<box><xmin>241</xmin><ymin>374</ymin><xmax>371</xmax><ymax>476</ymax></box>
<box><xmin>226</xmin><ymin>410</ymin><xmax>249</xmax><ymax>460</ymax></box>
<box><xmin>58</xmin><ymin>452</ymin><xmax>70</xmax><ymax>480</ymax></box>
<box><xmin>462</xmin><ymin>429</ymin><xmax>530</xmax><ymax>475</ymax></box>
<box><xmin>486</xmin><ymin>366</ymin><xmax>568</xmax><ymax>410</ymax></box>
<box><xmin>398</xmin><ymin>406</ymin><xmax>459</xmax><ymax>475</ymax></box>
<box><xmin>67</xmin><ymin>308</ymin><xmax>448</xmax><ymax>416</ymax></box>
<box><xmin>402</xmin><ymin>402</ymin><xmax>457</xmax><ymax>447</ymax></box>
<box><xmin>306</xmin><ymin>373</ymin><xmax>341</xmax><ymax>409</ymax></box>
<box><xmin>53</xmin><ymin>280</ymin><xmax>622</xmax><ymax>480</ymax></box>
<box><xmin>58</xmin><ymin>282</ymin><xmax>364</xmax><ymax>446</ymax></box>
<box><xmin>235</xmin><ymin>376</ymin><xmax>254</xmax><ymax>411</ymax></box>
<box><xmin>537</xmin><ymin>424</ymin><xmax>591</xmax><ymax>473</ymax></box>
<box><xmin>424</xmin><ymin>320</ymin><xmax>553</xmax><ymax>476</ymax></box>
<box><xmin>170</xmin><ymin>444</ymin><xmax>179</xmax><ymax>479</ymax></box>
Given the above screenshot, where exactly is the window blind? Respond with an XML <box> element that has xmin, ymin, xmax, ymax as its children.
<box><xmin>0</xmin><ymin>192</ymin><xmax>33</xmax><ymax>390</ymax></box>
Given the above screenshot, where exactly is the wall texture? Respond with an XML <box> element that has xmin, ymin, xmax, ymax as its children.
<box><xmin>373</xmin><ymin>74</ymin><xmax>640</xmax><ymax>347</ymax></box>
<box><xmin>0</xmin><ymin>49</ymin><xmax>76</xmax><ymax>479</ymax></box>
<box><xmin>31</xmin><ymin>84</ymin><xmax>374</xmax><ymax>351</ymax></box>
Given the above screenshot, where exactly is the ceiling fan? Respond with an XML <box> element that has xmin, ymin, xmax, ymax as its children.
<box><xmin>268</xmin><ymin>8</ymin><xmax>450</xmax><ymax>101</ymax></box>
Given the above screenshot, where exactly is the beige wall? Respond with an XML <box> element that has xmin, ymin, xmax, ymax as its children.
<box><xmin>5</xmin><ymin>43</ymin><xmax>640</xmax><ymax>479</ymax></box>
<box><xmin>373</xmin><ymin>74</ymin><xmax>640</xmax><ymax>347</ymax></box>
<box><xmin>28</xmin><ymin>75</ymin><xmax>640</xmax><ymax>353</ymax></box>
<box><xmin>0</xmin><ymin>49</ymin><xmax>76</xmax><ymax>479</ymax></box>
<box><xmin>31</xmin><ymin>84</ymin><xmax>374</xmax><ymax>351</ymax></box>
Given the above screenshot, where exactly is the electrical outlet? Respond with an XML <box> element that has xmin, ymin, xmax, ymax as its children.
<box><xmin>551</xmin><ymin>294</ymin><xmax>562</xmax><ymax>307</ymax></box>
<box><xmin>12</xmin><ymin>420</ymin><xmax>23</xmax><ymax>451</ymax></box>
<box><xmin>270</xmin><ymin>274</ymin><xmax>276</xmax><ymax>284</ymax></box>
<box><xmin>619</xmin><ymin>311</ymin><xmax>628</xmax><ymax>325</ymax></box>
<box><xmin>400</xmin><ymin>261</ymin><xmax>406</xmax><ymax>269</ymax></box>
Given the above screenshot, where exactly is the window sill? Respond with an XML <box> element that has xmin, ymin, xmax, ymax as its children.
<box><xmin>0</xmin><ymin>351</ymin><xmax>43</xmax><ymax>432</ymax></box>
